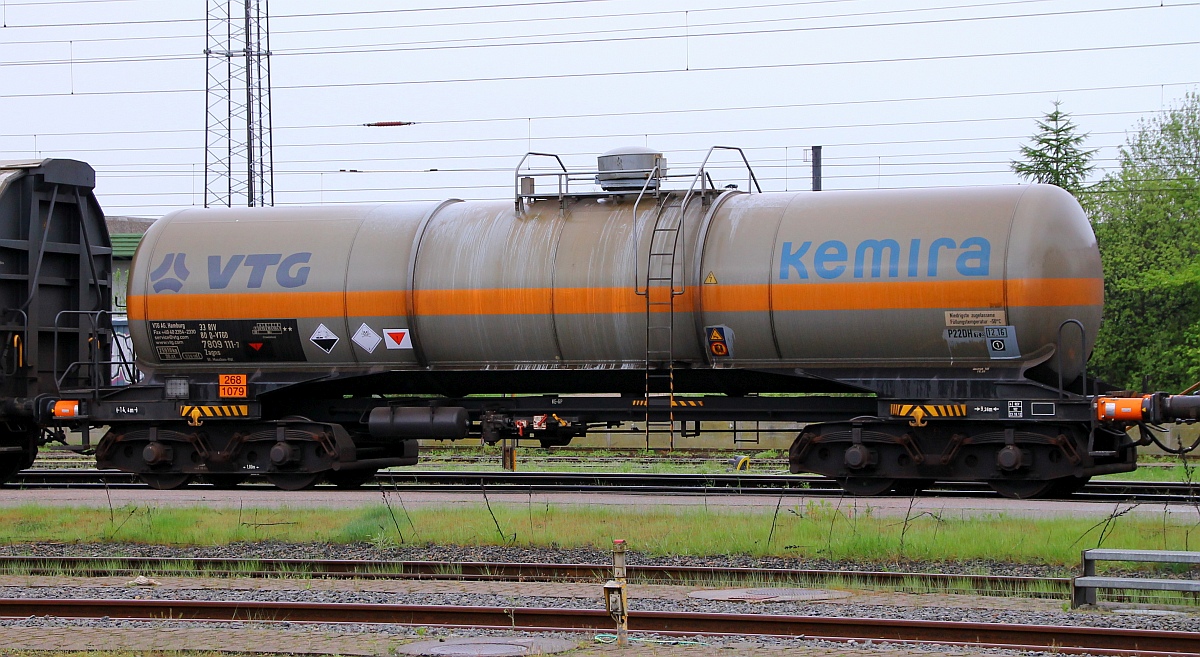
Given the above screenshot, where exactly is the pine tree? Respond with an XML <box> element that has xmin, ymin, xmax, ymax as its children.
<box><xmin>1011</xmin><ymin>101</ymin><xmax>1097</xmax><ymax>193</ymax></box>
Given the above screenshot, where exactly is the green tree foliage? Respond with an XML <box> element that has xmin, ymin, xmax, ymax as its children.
<box><xmin>1012</xmin><ymin>101</ymin><xmax>1097</xmax><ymax>194</ymax></box>
<box><xmin>1085</xmin><ymin>93</ymin><xmax>1200</xmax><ymax>391</ymax></box>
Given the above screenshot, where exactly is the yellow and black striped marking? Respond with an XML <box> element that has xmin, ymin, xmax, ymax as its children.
<box><xmin>890</xmin><ymin>403</ymin><xmax>967</xmax><ymax>427</ymax></box>
<box><xmin>631</xmin><ymin>399</ymin><xmax>705</xmax><ymax>407</ymax></box>
<box><xmin>180</xmin><ymin>405</ymin><xmax>251</xmax><ymax>418</ymax></box>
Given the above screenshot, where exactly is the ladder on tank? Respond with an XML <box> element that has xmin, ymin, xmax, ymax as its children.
<box><xmin>633</xmin><ymin>147</ymin><xmax>763</xmax><ymax>449</ymax></box>
<box><xmin>638</xmin><ymin>192</ymin><xmax>686</xmax><ymax>449</ymax></box>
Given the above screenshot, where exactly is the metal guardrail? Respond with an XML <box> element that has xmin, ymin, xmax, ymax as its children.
<box><xmin>1072</xmin><ymin>548</ymin><xmax>1200</xmax><ymax>607</ymax></box>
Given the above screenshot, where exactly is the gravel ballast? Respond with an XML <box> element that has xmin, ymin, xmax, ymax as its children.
<box><xmin>0</xmin><ymin>540</ymin><xmax>1080</xmax><ymax>577</ymax></box>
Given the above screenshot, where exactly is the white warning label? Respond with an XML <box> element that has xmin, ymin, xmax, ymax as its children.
<box><xmin>383</xmin><ymin>328</ymin><xmax>413</xmax><ymax>349</ymax></box>
<box><xmin>945</xmin><ymin>310</ymin><xmax>1006</xmax><ymax>327</ymax></box>
<box><xmin>309</xmin><ymin>323</ymin><xmax>340</xmax><ymax>354</ymax></box>
<box><xmin>352</xmin><ymin>323</ymin><xmax>382</xmax><ymax>353</ymax></box>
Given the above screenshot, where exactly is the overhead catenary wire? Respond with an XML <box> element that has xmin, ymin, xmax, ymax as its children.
<box><xmin>0</xmin><ymin>0</ymin><xmax>1038</xmax><ymax>29</ymax></box>
<box><xmin>3</xmin><ymin>80</ymin><xmax>1196</xmax><ymax>139</ymax></box>
<box><xmin>7</xmin><ymin>108</ymin><xmax>1169</xmax><ymax>158</ymax></box>
<box><xmin>0</xmin><ymin>0</ymin><xmax>632</xmax><ymax>28</ymax></box>
<box><xmin>10</xmin><ymin>0</ymin><xmax>1190</xmax><ymax>67</ymax></box>
<box><xmin>6</xmin><ymin>1</ymin><xmax>1195</xmax><ymax>217</ymax></box>
<box><xmin>2</xmin><ymin>38</ymin><xmax>1197</xmax><ymax>99</ymax></box>
<box><xmin>0</xmin><ymin>0</ymin><xmax>1100</xmax><ymax>55</ymax></box>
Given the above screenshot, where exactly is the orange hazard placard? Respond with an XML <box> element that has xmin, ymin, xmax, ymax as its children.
<box><xmin>219</xmin><ymin>374</ymin><xmax>247</xmax><ymax>398</ymax></box>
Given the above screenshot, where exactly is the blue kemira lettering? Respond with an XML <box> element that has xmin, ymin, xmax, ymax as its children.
<box><xmin>777</xmin><ymin>237</ymin><xmax>990</xmax><ymax>281</ymax></box>
<box><xmin>778</xmin><ymin>241</ymin><xmax>811</xmax><ymax>279</ymax></box>
<box><xmin>813</xmin><ymin>241</ymin><xmax>847</xmax><ymax>279</ymax></box>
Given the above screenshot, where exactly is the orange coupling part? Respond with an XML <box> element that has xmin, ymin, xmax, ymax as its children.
<box><xmin>52</xmin><ymin>400</ymin><xmax>80</xmax><ymax>418</ymax></box>
<box><xmin>1096</xmin><ymin>396</ymin><xmax>1149</xmax><ymax>422</ymax></box>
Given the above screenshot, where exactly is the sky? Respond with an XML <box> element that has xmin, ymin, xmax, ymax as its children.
<box><xmin>0</xmin><ymin>0</ymin><xmax>1197</xmax><ymax>218</ymax></box>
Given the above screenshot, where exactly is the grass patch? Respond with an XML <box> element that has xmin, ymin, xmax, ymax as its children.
<box><xmin>2</xmin><ymin>500</ymin><xmax>1200</xmax><ymax>568</ymax></box>
<box><xmin>5</xmin><ymin>653</ymin><xmax>263</xmax><ymax>657</ymax></box>
<box><xmin>5</xmin><ymin>654</ymin><xmax>262</xmax><ymax>657</ymax></box>
<box><xmin>1097</xmin><ymin>463</ymin><xmax>1200</xmax><ymax>482</ymax></box>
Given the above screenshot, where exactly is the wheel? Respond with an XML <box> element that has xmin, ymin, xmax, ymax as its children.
<box><xmin>139</xmin><ymin>473</ymin><xmax>194</xmax><ymax>490</ymax></box>
<box><xmin>891</xmin><ymin>479</ymin><xmax>934</xmax><ymax>496</ymax></box>
<box><xmin>838</xmin><ymin>477</ymin><xmax>896</xmax><ymax>496</ymax></box>
<box><xmin>267</xmin><ymin>472</ymin><xmax>322</xmax><ymax>490</ymax></box>
<box><xmin>0</xmin><ymin>456</ymin><xmax>26</xmax><ymax>484</ymax></box>
<box><xmin>988</xmin><ymin>479</ymin><xmax>1055</xmax><ymax>499</ymax></box>
<box><xmin>1046</xmin><ymin>475</ymin><xmax>1091</xmax><ymax>498</ymax></box>
<box><xmin>0</xmin><ymin>429</ymin><xmax>37</xmax><ymax>485</ymax></box>
<box><xmin>205</xmin><ymin>474</ymin><xmax>249</xmax><ymax>489</ymax></box>
<box><xmin>326</xmin><ymin>468</ymin><xmax>377</xmax><ymax>489</ymax></box>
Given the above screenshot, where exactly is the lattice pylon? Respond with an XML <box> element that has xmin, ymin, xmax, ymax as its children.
<box><xmin>204</xmin><ymin>0</ymin><xmax>273</xmax><ymax>208</ymax></box>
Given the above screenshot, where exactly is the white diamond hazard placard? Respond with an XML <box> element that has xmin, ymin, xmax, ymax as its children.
<box><xmin>309</xmin><ymin>323</ymin><xmax>340</xmax><ymax>354</ymax></box>
<box><xmin>352</xmin><ymin>323</ymin><xmax>382</xmax><ymax>353</ymax></box>
<box><xmin>383</xmin><ymin>328</ymin><xmax>412</xmax><ymax>349</ymax></box>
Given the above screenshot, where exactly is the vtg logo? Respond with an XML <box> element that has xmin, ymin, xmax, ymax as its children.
<box><xmin>149</xmin><ymin>252</ymin><xmax>313</xmax><ymax>292</ymax></box>
<box><xmin>149</xmin><ymin>253</ymin><xmax>189</xmax><ymax>292</ymax></box>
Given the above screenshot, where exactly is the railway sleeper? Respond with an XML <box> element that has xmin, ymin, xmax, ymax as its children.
<box><xmin>790</xmin><ymin>420</ymin><xmax>1136</xmax><ymax>499</ymax></box>
<box><xmin>96</xmin><ymin>419</ymin><xmax>418</xmax><ymax>490</ymax></box>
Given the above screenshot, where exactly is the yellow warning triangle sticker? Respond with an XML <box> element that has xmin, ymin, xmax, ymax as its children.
<box><xmin>709</xmin><ymin>328</ymin><xmax>723</xmax><ymax>340</ymax></box>
<box><xmin>703</xmin><ymin>272</ymin><xmax>718</xmax><ymax>284</ymax></box>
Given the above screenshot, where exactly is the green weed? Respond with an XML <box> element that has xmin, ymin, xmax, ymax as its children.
<box><xmin>0</xmin><ymin>501</ymin><xmax>1196</xmax><ymax>567</ymax></box>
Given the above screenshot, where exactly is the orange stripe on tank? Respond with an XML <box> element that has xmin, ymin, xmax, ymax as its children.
<box><xmin>704</xmin><ymin>278</ymin><xmax>1100</xmax><ymax>312</ymax></box>
<box><xmin>552</xmin><ymin>287</ymin><xmax>694</xmax><ymax>314</ymax></box>
<box><xmin>127</xmin><ymin>277</ymin><xmax>1101</xmax><ymax>320</ymax></box>
<box><xmin>1007</xmin><ymin>277</ymin><xmax>1103</xmax><ymax>307</ymax></box>
<box><xmin>412</xmin><ymin>287</ymin><xmax>552</xmax><ymax>316</ymax></box>
<box><xmin>412</xmin><ymin>287</ymin><xmax>693</xmax><ymax>315</ymax></box>
<box><xmin>769</xmin><ymin>280</ymin><xmax>1007</xmax><ymax>312</ymax></box>
<box><xmin>347</xmin><ymin>290</ymin><xmax>408</xmax><ymax>317</ymax></box>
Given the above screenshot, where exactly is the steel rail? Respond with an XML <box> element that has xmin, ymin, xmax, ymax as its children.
<box><xmin>0</xmin><ymin>556</ymin><xmax>1071</xmax><ymax>594</ymax></box>
<box><xmin>9</xmin><ymin>469</ymin><xmax>1200</xmax><ymax>502</ymax></box>
<box><xmin>0</xmin><ymin>598</ymin><xmax>1194</xmax><ymax>656</ymax></box>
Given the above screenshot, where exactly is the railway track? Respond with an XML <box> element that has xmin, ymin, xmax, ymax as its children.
<box><xmin>1</xmin><ymin>555</ymin><xmax>1195</xmax><ymax>654</ymax></box>
<box><xmin>0</xmin><ymin>555</ymin><xmax>1070</xmax><ymax>595</ymax></box>
<box><xmin>0</xmin><ymin>597</ymin><xmax>1194</xmax><ymax>656</ymax></box>
<box><xmin>8</xmin><ymin>468</ymin><xmax>1200</xmax><ymax>503</ymax></box>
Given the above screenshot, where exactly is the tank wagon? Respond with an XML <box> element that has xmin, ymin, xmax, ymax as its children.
<box><xmin>9</xmin><ymin>148</ymin><xmax>1200</xmax><ymax>496</ymax></box>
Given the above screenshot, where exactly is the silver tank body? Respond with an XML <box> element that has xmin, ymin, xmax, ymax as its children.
<box><xmin>127</xmin><ymin>184</ymin><xmax>1101</xmax><ymax>381</ymax></box>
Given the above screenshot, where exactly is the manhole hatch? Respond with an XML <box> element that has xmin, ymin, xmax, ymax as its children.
<box><xmin>689</xmin><ymin>587</ymin><xmax>852</xmax><ymax>602</ymax></box>
<box><xmin>395</xmin><ymin>637</ymin><xmax>578</xmax><ymax>657</ymax></box>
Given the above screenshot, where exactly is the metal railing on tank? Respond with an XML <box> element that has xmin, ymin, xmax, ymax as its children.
<box><xmin>1055</xmin><ymin>319</ymin><xmax>1088</xmax><ymax>399</ymax></box>
<box><xmin>513</xmin><ymin>152</ymin><xmax>571</xmax><ymax>214</ymax></box>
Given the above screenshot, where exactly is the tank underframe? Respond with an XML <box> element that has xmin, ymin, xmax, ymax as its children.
<box><xmin>75</xmin><ymin>366</ymin><xmax>1136</xmax><ymax>496</ymax></box>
